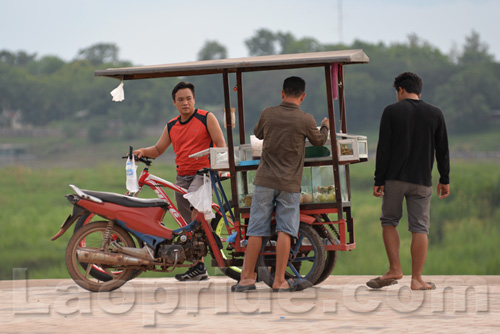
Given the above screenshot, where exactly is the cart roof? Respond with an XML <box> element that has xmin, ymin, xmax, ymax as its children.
<box><xmin>95</xmin><ymin>49</ymin><xmax>369</xmax><ymax>80</ymax></box>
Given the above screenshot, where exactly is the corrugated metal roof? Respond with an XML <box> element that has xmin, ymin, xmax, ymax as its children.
<box><xmin>95</xmin><ymin>49</ymin><xmax>369</xmax><ymax>80</ymax></box>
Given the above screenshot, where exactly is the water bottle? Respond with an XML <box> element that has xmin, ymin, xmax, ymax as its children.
<box><xmin>126</xmin><ymin>149</ymin><xmax>139</xmax><ymax>193</ymax></box>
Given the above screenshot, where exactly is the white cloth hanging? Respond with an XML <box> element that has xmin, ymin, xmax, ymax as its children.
<box><xmin>110</xmin><ymin>79</ymin><xmax>125</xmax><ymax>102</ymax></box>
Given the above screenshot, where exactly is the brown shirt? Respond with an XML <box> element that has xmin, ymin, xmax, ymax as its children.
<box><xmin>253</xmin><ymin>101</ymin><xmax>329</xmax><ymax>192</ymax></box>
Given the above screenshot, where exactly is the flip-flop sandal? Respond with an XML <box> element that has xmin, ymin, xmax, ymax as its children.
<box><xmin>366</xmin><ymin>277</ymin><xmax>399</xmax><ymax>289</ymax></box>
<box><xmin>272</xmin><ymin>278</ymin><xmax>313</xmax><ymax>292</ymax></box>
<box><xmin>231</xmin><ymin>283</ymin><xmax>256</xmax><ymax>292</ymax></box>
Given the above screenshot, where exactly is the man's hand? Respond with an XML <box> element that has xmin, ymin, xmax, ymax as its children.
<box><xmin>321</xmin><ymin>117</ymin><xmax>330</xmax><ymax>129</ymax></box>
<box><xmin>373</xmin><ymin>185</ymin><xmax>384</xmax><ymax>198</ymax></box>
<box><xmin>133</xmin><ymin>148</ymin><xmax>145</xmax><ymax>158</ymax></box>
<box><xmin>437</xmin><ymin>183</ymin><xmax>450</xmax><ymax>199</ymax></box>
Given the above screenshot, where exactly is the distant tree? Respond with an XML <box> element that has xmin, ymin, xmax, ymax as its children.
<box><xmin>276</xmin><ymin>31</ymin><xmax>322</xmax><ymax>54</ymax></box>
<box><xmin>245</xmin><ymin>29</ymin><xmax>278</xmax><ymax>56</ymax></box>
<box><xmin>197</xmin><ymin>40</ymin><xmax>228</xmax><ymax>60</ymax></box>
<box><xmin>276</xmin><ymin>32</ymin><xmax>295</xmax><ymax>53</ymax></box>
<box><xmin>434</xmin><ymin>65</ymin><xmax>498</xmax><ymax>133</ymax></box>
<box><xmin>458</xmin><ymin>30</ymin><xmax>494</xmax><ymax>66</ymax></box>
<box><xmin>0</xmin><ymin>50</ymin><xmax>16</xmax><ymax>64</ymax></box>
<box><xmin>0</xmin><ymin>50</ymin><xmax>37</xmax><ymax>66</ymax></box>
<box><xmin>284</xmin><ymin>37</ymin><xmax>323</xmax><ymax>54</ymax></box>
<box><xmin>246</xmin><ymin>29</ymin><xmax>323</xmax><ymax>56</ymax></box>
<box><xmin>29</xmin><ymin>55</ymin><xmax>65</xmax><ymax>75</ymax></box>
<box><xmin>76</xmin><ymin>43</ymin><xmax>120</xmax><ymax>66</ymax></box>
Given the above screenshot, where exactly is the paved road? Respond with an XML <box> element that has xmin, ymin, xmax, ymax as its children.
<box><xmin>1</xmin><ymin>275</ymin><xmax>499</xmax><ymax>333</ymax></box>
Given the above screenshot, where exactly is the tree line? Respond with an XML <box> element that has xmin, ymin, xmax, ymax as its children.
<box><xmin>1</xmin><ymin>29</ymin><xmax>499</xmax><ymax>143</ymax></box>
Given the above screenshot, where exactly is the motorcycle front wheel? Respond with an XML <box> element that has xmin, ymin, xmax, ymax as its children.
<box><xmin>66</xmin><ymin>221</ymin><xmax>138</xmax><ymax>292</ymax></box>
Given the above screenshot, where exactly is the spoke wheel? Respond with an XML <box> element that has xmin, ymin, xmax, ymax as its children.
<box><xmin>313</xmin><ymin>224</ymin><xmax>338</xmax><ymax>285</ymax></box>
<box><xmin>257</xmin><ymin>222</ymin><xmax>325</xmax><ymax>288</ymax></box>
<box><xmin>74</xmin><ymin>214</ymin><xmax>143</xmax><ymax>281</ymax></box>
<box><xmin>66</xmin><ymin>221</ymin><xmax>137</xmax><ymax>292</ymax></box>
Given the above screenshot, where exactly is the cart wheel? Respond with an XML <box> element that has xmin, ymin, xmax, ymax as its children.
<box><xmin>312</xmin><ymin>224</ymin><xmax>337</xmax><ymax>285</ymax></box>
<box><xmin>257</xmin><ymin>222</ymin><xmax>325</xmax><ymax>288</ymax></box>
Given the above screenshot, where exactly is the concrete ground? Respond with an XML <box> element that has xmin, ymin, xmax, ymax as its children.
<box><xmin>1</xmin><ymin>275</ymin><xmax>499</xmax><ymax>333</ymax></box>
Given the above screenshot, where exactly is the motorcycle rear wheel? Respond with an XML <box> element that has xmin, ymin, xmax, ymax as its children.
<box><xmin>66</xmin><ymin>221</ymin><xmax>138</xmax><ymax>292</ymax></box>
<box><xmin>73</xmin><ymin>213</ymin><xmax>146</xmax><ymax>281</ymax></box>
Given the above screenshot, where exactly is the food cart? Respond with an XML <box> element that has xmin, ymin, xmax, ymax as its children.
<box><xmin>95</xmin><ymin>49</ymin><xmax>369</xmax><ymax>286</ymax></box>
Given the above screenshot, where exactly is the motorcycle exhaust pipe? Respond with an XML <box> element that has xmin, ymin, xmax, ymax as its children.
<box><xmin>77</xmin><ymin>248</ymin><xmax>153</xmax><ymax>266</ymax></box>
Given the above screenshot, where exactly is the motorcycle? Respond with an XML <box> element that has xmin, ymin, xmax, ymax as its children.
<box><xmin>51</xmin><ymin>166</ymin><xmax>232</xmax><ymax>292</ymax></box>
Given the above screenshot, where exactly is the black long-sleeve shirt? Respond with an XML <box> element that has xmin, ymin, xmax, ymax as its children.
<box><xmin>374</xmin><ymin>99</ymin><xmax>450</xmax><ymax>187</ymax></box>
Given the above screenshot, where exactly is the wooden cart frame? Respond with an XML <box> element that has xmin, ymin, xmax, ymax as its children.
<box><xmin>95</xmin><ymin>50</ymin><xmax>369</xmax><ymax>255</ymax></box>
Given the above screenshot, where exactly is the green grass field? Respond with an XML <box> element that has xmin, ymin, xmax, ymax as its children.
<box><xmin>1</xmin><ymin>157</ymin><xmax>499</xmax><ymax>281</ymax></box>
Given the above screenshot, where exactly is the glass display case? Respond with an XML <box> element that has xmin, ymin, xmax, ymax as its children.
<box><xmin>237</xmin><ymin>165</ymin><xmax>348</xmax><ymax>208</ymax></box>
<box><xmin>304</xmin><ymin>133</ymin><xmax>368</xmax><ymax>162</ymax></box>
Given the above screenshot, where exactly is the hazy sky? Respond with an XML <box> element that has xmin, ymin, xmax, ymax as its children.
<box><xmin>2</xmin><ymin>0</ymin><xmax>498</xmax><ymax>65</ymax></box>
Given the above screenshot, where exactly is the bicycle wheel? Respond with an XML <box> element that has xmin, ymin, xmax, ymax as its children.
<box><xmin>210</xmin><ymin>211</ymin><xmax>242</xmax><ymax>281</ymax></box>
<box><xmin>257</xmin><ymin>222</ymin><xmax>325</xmax><ymax>288</ymax></box>
<box><xmin>66</xmin><ymin>221</ymin><xmax>138</xmax><ymax>292</ymax></box>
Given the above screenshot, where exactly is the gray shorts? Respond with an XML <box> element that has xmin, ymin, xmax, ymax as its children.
<box><xmin>175</xmin><ymin>174</ymin><xmax>205</xmax><ymax>223</ymax></box>
<box><xmin>246</xmin><ymin>185</ymin><xmax>301</xmax><ymax>238</ymax></box>
<box><xmin>381</xmin><ymin>180</ymin><xmax>432</xmax><ymax>234</ymax></box>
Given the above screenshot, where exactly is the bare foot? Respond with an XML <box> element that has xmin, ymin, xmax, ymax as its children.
<box><xmin>411</xmin><ymin>279</ymin><xmax>435</xmax><ymax>290</ymax></box>
<box><xmin>380</xmin><ymin>269</ymin><xmax>403</xmax><ymax>281</ymax></box>
<box><xmin>239</xmin><ymin>271</ymin><xmax>258</xmax><ymax>286</ymax></box>
<box><xmin>272</xmin><ymin>280</ymin><xmax>290</xmax><ymax>290</ymax></box>
<box><xmin>238</xmin><ymin>279</ymin><xmax>255</xmax><ymax>286</ymax></box>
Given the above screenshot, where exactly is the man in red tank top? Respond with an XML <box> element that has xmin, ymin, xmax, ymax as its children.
<box><xmin>135</xmin><ymin>81</ymin><xmax>226</xmax><ymax>281</ymax></box>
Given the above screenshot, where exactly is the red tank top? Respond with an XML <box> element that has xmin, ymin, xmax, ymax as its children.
<box><xmin>167</xmin><ymin>109</ymin><xmax>212</xmax><ymax>176</ymax></box>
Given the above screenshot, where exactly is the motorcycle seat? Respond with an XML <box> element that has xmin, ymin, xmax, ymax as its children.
<box><xmin>81</xmin><ymin>190</ymin><xmax>169</xmax><ymax>208</ymax></box>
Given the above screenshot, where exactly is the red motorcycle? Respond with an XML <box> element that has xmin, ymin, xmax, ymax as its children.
<box><xmin>52</xmin><ymin>177</ymin><xmax>231</xmax><ymax>292</ymax></box>
<box><xmin>52</xmin><ymin>152</ymin><xmax>328</xmax><ymax>292</ymax></box>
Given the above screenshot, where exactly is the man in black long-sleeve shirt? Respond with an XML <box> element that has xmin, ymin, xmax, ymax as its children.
<box><xmin>367</xmin><ymin>72</ymin><xmax>450</xmax><ymax>291</ymax></box>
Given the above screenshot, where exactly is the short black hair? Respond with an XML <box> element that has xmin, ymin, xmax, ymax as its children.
<box><xmin>283</xmin><ymin>76</ymin><xmax>306</xmax><ymax>97</ymax></box>
<box><xmin>172</xmin><ymin>81</ymin><xmax>195</xmax><ymax>101</ymax></box>
<box><xmin>393</xmin><ymin>72</ymin><xmax>423</xmax><ymax>95</ymax></box>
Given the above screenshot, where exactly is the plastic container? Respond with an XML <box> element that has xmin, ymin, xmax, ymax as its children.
<box><xmin>238</xmin><ymin>170</ymin><xmax>256</xmax><ymax>207</ymax></box>
<box><xmin>250</xmin><ymin>135</ymin><xmax>263</xmax><ymax>158</ymax></box>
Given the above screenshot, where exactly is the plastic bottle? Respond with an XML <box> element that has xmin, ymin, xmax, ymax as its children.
<box><xmin>125</xmin><ymin>156</ymin><xmax>139</xmax><ymax>193</ymax></box>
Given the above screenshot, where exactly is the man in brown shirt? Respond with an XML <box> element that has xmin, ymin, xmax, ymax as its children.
<box><xmin>232</xmin><ymin>76</ymin><xmax>329</xmax><ymax>292</ymax></box>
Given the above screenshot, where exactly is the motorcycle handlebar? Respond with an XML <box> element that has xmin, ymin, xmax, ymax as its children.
<box><xmin>122</xmin><ymin>146</ymin><xmax>154</xmax><ymax>166</ymax></box>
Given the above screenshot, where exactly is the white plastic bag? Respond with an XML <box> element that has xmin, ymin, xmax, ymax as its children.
<box><xmin>183</xmin><ymin>175</ymin><xmax>215</xmax><ymax>220</ymax></box>
<box><xmin>125</xmin><ymin>155</ymin><xmax>139</xmax><ymax>193</ymax></box>
<box><xmin>110</xmin><ymin>79</ymin><xmax>125</xmax><ymax>102</ymax></box>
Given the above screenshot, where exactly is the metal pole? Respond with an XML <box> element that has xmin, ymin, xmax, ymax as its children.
<box><xmin>222</xmin><ymin>70</ymin><xmax>238</xmax><ymax>209</ymax></box>
<box><xmin>236</xmin><ymin>70</ymin><xmax>246</xmax><ymax>145</ymax></box>
<box><xmin>325</xmin><ymin>64</ymin><xmax>343</xmax><ymax>221</ymax></box>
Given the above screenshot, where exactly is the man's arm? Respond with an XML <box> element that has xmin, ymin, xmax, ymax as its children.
<box><xmin>134</xmin><ymin>125</ymin><xmax>171</xmax><ymax>158</ymax></box>
<box><xmin>435</xmin><ymin>110</ymin><xmax>450</xmax><ymax>185</ymax></box>
<box><xmin>253</xmin><ymin>111</ymin><xmax>265</xmax><ymax>140</ymax></box>
<box><xmin>207</xmin><ymin>112</ymin><xmax>226</xmax><ymax>148</ymax></box>
<box><xmin>306</xmin><ymin>116</ymin><xmax>329</xmax><ymax>146</ymax></box>
<box><xmin>374</xmin><ymin>108</ymin><xmax>392</xmax><ymax>187</ymax></box>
